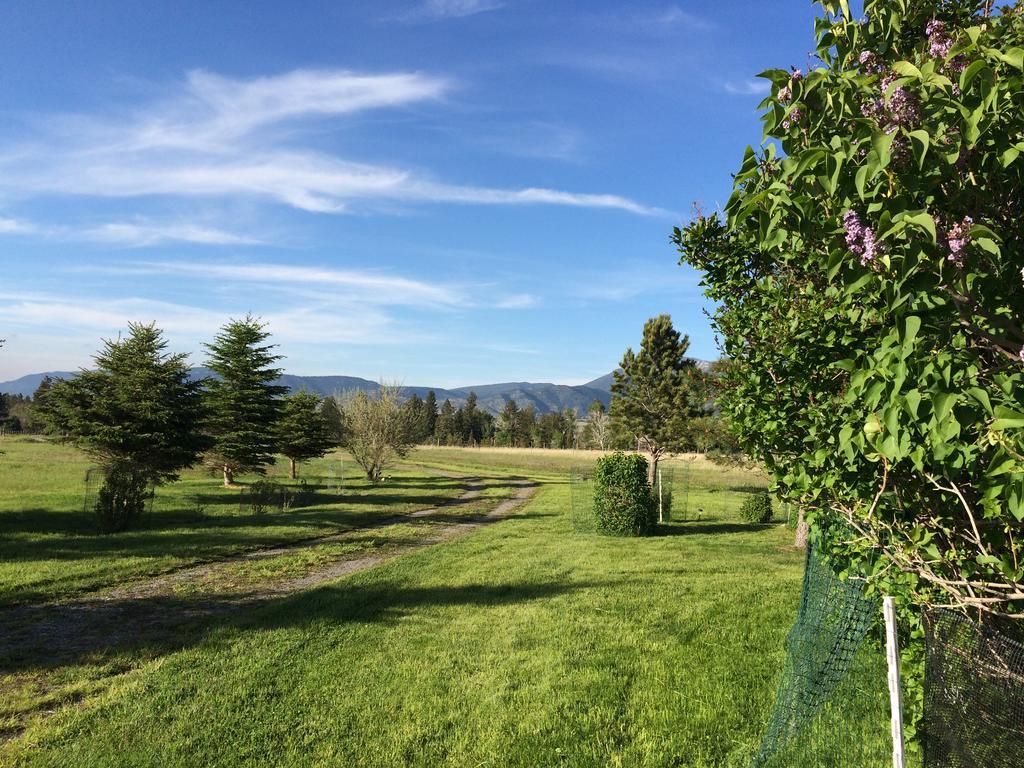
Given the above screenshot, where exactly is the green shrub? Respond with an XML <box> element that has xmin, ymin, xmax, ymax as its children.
<box><xmin>93</xmin><ymin>463</ymin><xmax>152</xmax><ymax>533</ymax></box>
<box><xmin>592</xmin><ymin>452</ymin><xmax>656</xmax><ymax>536</ymax></box>
<box><xmin>739</xmin><ymin>492</ymin><xmax>772</xmax><ymax>524</ymax></box>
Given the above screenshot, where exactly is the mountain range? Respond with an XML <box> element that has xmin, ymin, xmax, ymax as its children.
<box><xmin>0</xmin><ymin>369</ymin><xmax>618</xmax><ymax>416</ymax></box>
<box><xmin>1</xmin><ymin>360</ymin><xmax>713</xmax><ymax>415</ymax></box>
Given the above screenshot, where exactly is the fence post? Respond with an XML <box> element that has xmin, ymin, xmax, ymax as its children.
<box><xmin>658</xmin><ymin>469</ymin><xmax>664</xmax><ymax>523</ymax></box>
<box><xmin>883</xmin><ymin>596</ymin><xmax>906</xmax><ymax>768</ymax></box>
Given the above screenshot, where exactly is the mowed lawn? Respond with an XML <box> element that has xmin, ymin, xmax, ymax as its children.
<box><xmin>1</xmin><ymin>441</ymin><xmax>819</xmax><ymax>767</ymax></box>
<box><xmin>0</xmin><ymin>437</ymin><xmax>469</xmax><ymax>607</ymax></box>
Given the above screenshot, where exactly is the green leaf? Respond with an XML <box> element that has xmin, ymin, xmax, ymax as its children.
<box><xmin>992</xmin><ymin>406</ymin><xmax>1024</xmax><ymax>430</ymax></box>
<box><xmin>902</xmin><ymin>212</ymin><xmax>937</xmax><ymax>243</ymax></box>
<box><xmin>996</xmin><ymin>47</ymin><xmax>1024</xmax><ymax>71</ymax></box>
<box><xmin>891</xmin><ymin>61</ymin><xmax>922</xmax><ymax>79</ymax></box>
<box><xmin>908</xmin><ymin>130</ymin><xmax>930</xmax><ymax>169</ymax></box>
<box><xmin>855</xmin><ymin>164</ymin><xmax>869</xmax><ymax>199</ymax></box>
<box><xmin>900</xmin><ymin>315</ymin><xmax>921</xmax><ymax>353</ymax></box>
<box><xmin>960</xmin><ymin>59</ymin><xmax>988</xmax><ymax>90</ymax></box>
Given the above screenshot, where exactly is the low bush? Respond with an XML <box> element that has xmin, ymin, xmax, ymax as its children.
<box><xmin>739</xmin><ymin>492</ymin><xmax>772</xmax><ymax>524</ymax></box>
<box><xmin>592</xmin><ymin>452</ymin><xmax>656</xmax><ymax>536</ymax></box>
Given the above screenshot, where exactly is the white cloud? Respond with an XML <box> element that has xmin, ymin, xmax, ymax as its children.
<box><xmin>0</xmin><ymin>217</ymin><xmax>36</xmax><ymax>234</ymax></box>
<box><xmin>90</xmin><ymin>260</ymin><xmax>466</xmax><ymax>308</ymax></box>
<box><xmin>495</xmin><ymin>293</ymin><xmax>539</xmax><ymax>309</ymax></box>
<box><xmin>656</xmin><ymin>6</ymin><xmax>713</xmax><ymax>30</ymax></box>
<box><xmin>80</xmin><ymin>222</ymin><xmax>262</xmax><ymax>247</ymax></box>
<box><xmin>0</xmin><ymin>68</ymin><xmax>663</xmax><ymax>218</ymax></box>
<box><xmin>390</xmin><ymin>0</ymin><xmax>504</xmax><ymax>22</ymax></box>
<box><xmin>0</xmin><ymin>294</ymin><xmax>413</xmax><ymax>351</ymax></box>
<box><xmin>723</xmin><ymin>79</ymin><xmax>771</xmax><ymax>96</ymax></box>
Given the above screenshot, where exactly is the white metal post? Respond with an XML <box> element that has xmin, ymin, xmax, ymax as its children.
<box><xmin>658</xmin><ymin>469</ymin><xmax>664</xmax><ymax>523</ymax></box>
<box><xmin>883</xmin><ymin>596</ymin><xmax>906</xmax><ymax>768</ymax></box>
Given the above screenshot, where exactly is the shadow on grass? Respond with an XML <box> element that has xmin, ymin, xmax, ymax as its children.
<box><xmin>0</xmin><ymin>578</ymin><xmax>603</xmax><ymax>676</ymax></box>
<box><xmin>653</xmin><ymin>521</ymin><xmax>774</xmax><ymax>536</ymax></box>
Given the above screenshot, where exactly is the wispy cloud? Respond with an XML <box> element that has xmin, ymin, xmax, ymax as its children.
<box><xmin>89</xmin><ymin>260</ymin><xmax>467</xmax><ymax>308</ymax></box>
<box><xmin>0</xmin><ymin>217</ymin><xmax>36</xmax><ymax>234</ymax></box>
<box><xmin>655</xmin><ymin>6</ymin><xmax>713</xmax><ymax>30</ymax></box>
<box><xmin>723</xmin><ymin>79</ymin><xmax>771</xmax><ymax>96</ymax></box>
<box><xmin>388</xmin><ymin>0</ymin><xmax>504</xmax><ymax>23</ymax></box>
<box><xmin>80</xmin><ymin>222</ymin><xmax>262</xmax><ymax>247</ymax></box>
<box><xmin>495</xmin><ymin>293</ymin><xmax>539</xmax><ymax>309</ymax></box>
<box><xmin>0</xmin><ymin>68</ymin><xmax>662</xmax><ymax>218</ymax></box>
<box><xmin>0</xmin><ymin>293</ymin><xmax>416</xmax><ymax>349</ymax></box>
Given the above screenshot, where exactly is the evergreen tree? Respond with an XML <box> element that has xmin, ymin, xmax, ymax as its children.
<box><xmin>496</xmin><ymin>399</ymin><xmax>520</xmax><ymax>446</ymax></box>
<box><xmin>402</xmin><ymin>393</ymin><xmax>430</xmax><ymax>442</ymax></box>
<box><xmin>518</xmin><ymin>405</ymin><xmax>537</xmax><ymax>448</ymax></box>
<box><xmin>34</xmin><ymin>324</ymin><xmax>210</xmax><ymax>531</ymax></box>
<box><xmin>320</xmin><ymin>396</ymin><xmax>346</xmax><ymax>445</ymax></box>
<box><xmin>203</xmin><ymin>316</ymin><xmax>286</xmax><ymax>486</ymax></box>
<box><xmin>424</xmin><ymin>390</ymin><xmax>438</xmax><ymax>439</ymax></box>
<box><xmin>435</xmin><ymin>399</ymin><xmax>457</xmax><ymax>445</ymax></box>
<box><xmin>461</xmin><ymin>391</ymin><xmax>482</xmax><ymax>445</ymax></box>
<box><xmin>276</xmin><ymin>391</ymin><xmax>337</xmax><ymax>479</ymax></box>
<box><xmin>611</xmin><ymin>315</ymin><xmax>707</xmax><ymax>482</ymax></box>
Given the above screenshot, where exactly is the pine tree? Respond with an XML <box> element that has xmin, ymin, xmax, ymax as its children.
<box><xmin>611</xmin><ymin>314</ymin><xmax>707</xmax><ymax>482</ymax></box>
<box><xmin>276</xmin><ymin>391</ymin><xmax>337</xmax><ymax>479</ymax></box>
<box><xmin>320</xmin><ymin>396</ymin><xmax>346</xmax><ymax>445</ymax></box>
<box><xmin>203</xmin><ymin>316</ymin><xmax>286</xmax><ymax>486</ymax></box>
<box><xmin>497</xmin><ymin>399</ymin><xmax>520</xmax><ymax>446</ymax></box>
<box><xmin>34</xmin><ymin>324</ymin><xmax>210</xmax><ymax>531</ymax></box>
<box><xmin>424</xmin><ymin>390</ymin><xmax>438</xmax><ymax>439</ymax></box>
<box><xmin>462</xmin><ymin>391</ymin><xmax>482</xmax><ymax>445</ymax></box>
<box><xmin>436</xmin><ymin>399</ymin><xmax>457</xmax><ymax>445</ymax></box>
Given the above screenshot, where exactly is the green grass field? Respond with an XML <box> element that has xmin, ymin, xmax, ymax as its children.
<box><xmin>0</xmin><ymin>439</ymin><xmax>895</xmax><ymax>767</ymax></box>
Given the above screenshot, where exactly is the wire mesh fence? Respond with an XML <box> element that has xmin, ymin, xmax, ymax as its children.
<box><xmin>238</xmin><ymin>478</ymin><xmax>315</xmax><ymax>515</ymax></box>
<box><xmin>923</xmin><ymin>610</ymin><xmax>1024</xmax><ymax>768</ymax></box>
<box><xmin>673</xmin><ymin>460</ymin><xmax>772</xmax><ymax>521</ymax></box>
<box><xmin>83</xmin><ymin>465</ymin><xmax>156</xmax><ymax>532</ymax></box>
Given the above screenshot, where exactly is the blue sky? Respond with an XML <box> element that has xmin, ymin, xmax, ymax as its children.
<box><xmin>0</xmin><ymin>0</ymin><xmax>818</xmax><ymax>386</ymax></box>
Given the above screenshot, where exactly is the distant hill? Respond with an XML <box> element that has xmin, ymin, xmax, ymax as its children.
<box><xmin>0</xmin><ymin>371</ymin><xmax>77</xmax><ymax>398</ymax></box>
<box><xmin>0</xmin><ymin>360</ymin><xmax>714</xmax><ymax>415</ymax></box>
<box><xmin>0</xmin><ymin>368</ymin><xmax>613</xmax><ymax>415</ymax></box>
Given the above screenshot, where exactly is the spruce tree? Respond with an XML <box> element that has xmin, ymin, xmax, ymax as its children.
<box><xmin>611</xmin><ymin>314</ymin><xmax>706</xmax><ymax>482</ymax></box>
<box><xmin>320</xmin><ymin>396</ymin><xmax>345</xmax><ymax>444</ymax></box>
<box><xmin>497</xmin><ymin>399</ymin><xmax>520</xmax><ymax>446</ymax></box>
<box><xmin>203</xmin><ymin>316</ymin><xmax>286</xmax><ymax>486</ymax></box>
<box><xmin>462</xmin><ymin>391</ymin><xmax>482</xmax><ymax>445</ymax></box>
<box><xmin>423</xmin><ymin>390</ymin><xmax>438</xmax><ymax>439</ymax></box>
<box><xmin>436</xmin><ymin>399</ymin><xmax>457</xmax><ymax>445</ymax></box>
<box><xmin>34</xmin><ymin>323</ymin><xmax>209</xmax><ymax>531</ymax></box>
<box><xmin>276</xmin><ymin>391</ymin><xmax>337</xmax><ymax>479</ymax></box>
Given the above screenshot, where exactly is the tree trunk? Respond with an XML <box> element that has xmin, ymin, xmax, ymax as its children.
<box><xmin>289</xmin><ymin>457</ymin><xmax>297</xmax><ymax>480</ymax></box>
<box><xmin>648</xmin><ymin>451</ymin><xmax>660</xmax><ymax>486</ymax></box>
<box><xmin>794</xmin><ymin>508</ymin><xmax>809</xmax><ymax>550</ymax></box>
<box><xmin>223</xmin><ymin>465</ymin><xmax>234</xmax><ymax>487</ymax></box>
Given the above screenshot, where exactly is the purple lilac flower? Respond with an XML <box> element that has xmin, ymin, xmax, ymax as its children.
<box><xmin>945</xmin><ymin>216</ymin><xmax>973</xmax><ymax>267</ymax></box>
<box><xmin>778</xmin><ymin>84</ymin><xmax>792</xmax><ymax>102</ymax></box>
<box><xmin>927</xmin><ymin>19</ymin><xmax>954</xmax><ymax>60</ymax></box>
<box><xmin>1019</xmin><ymin>345</ymin><xmax>1024</xmax><ymax>363</ymax></box>
<box><xmin>886</xmin><ymin>86</ymin><xmax>920</xmax><ymax>133</ymax></box>
<box><xmin>858</xmin><ymin>51</ymin><xmax>880</xmax><ymax>74</ymax></box>
<box><xmin>844</xmin><ymin>210</ymin><xmax>882</xmax><ymax>265</ymax></box>
<box><xmin>782</xmin><ymin>106</ymin><xmax>803</xmax><ymax>131</ymax></box>
<box><xmin>861</xmin><ymin>227</ymin><xmax>881</xmax><ymax>265</ymax></box>
<box><xmin>791</xmin><ymin>68</ymin><xmax>803</xmax><ymax>80</ymax></box>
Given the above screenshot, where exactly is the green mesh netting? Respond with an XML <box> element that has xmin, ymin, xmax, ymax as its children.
<box><xmin>923</xmin><ymin>610</ymin><xmax>1024</xmax><ymax>768</ymax></box>
<box><xmin>751</xmin><ymin>539</ymin><xmax>883</xmax><ymax>768</ymax></box>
